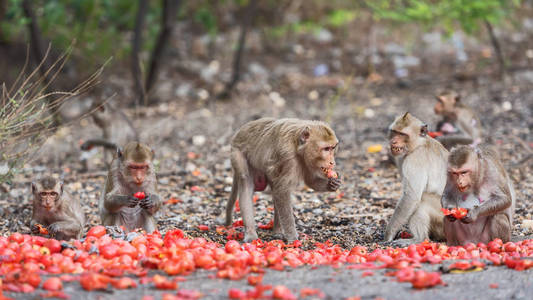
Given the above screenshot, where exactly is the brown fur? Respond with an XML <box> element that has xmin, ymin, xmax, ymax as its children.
<box><xmin>99</xmin><ymin>141</ymin><xmax>161</xmax><ymax>233</ymax></box>
<box><xmin>434</xmin><ymin>92</ymin><xmax>483</xmax><ymax>149</ymax></box>
<box><xmin>226</xmin><ymin>118</ymin><xmax>341</xmax><ymax>242</ymax></box>
<box><xmin>442</xmin><ymin>146</ymin><xmax>515</xmax><ymax>245</ymax></box>
<box><xmin>31</xmin><ymin>176</ymin><xmax>85</xmax><ymax>240</ymax></box>
<box><xmin>385</xmin><ymin>113</ymin><xmax>448</xmax><ymax>244</ymax></box>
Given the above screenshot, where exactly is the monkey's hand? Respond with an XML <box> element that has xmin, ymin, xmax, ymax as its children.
<box><xmin>140</xmin><ymin>194</ymin><xmax>155</xmax><ymax>210</ymax></box>
<box><xmin>31</xmin><ymin>223</ymin><xmax>41</xmax><ymax>234</ymax></box>
<box><xmin>327</xmin><ymin>174</ymin><xmax>342</xmax><ymax>191</ymax></box>
<box><xmin>460</xmin><ymin>208</ymin><xmax>478</xmax><ymax>224</ymax></box>
<box><xmin>445</xmin><ymin>215</ymin><xmax>457</xmax><ymax>222</ymax></box>
<box><xmin>140</xmin><ymin>194</ymin><xmax>161</xmax><ymax>214</ymax></box>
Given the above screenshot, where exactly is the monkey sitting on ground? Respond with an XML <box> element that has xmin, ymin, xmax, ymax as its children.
<box><xmin>441</xmin><ymin>146</ymin><xmax>515</xmax><ymax>246</ymax></box>
<box><xmin>384</xmin><ymin>112</ymin><xmax>448</xmax><ymax>245</ymax></box>
<box><xmin>31</xmin><ymin>177</ymin><xmax>85</xmax><ymax>240</ymax></box>
<box><xmin>433</xmin><ymin>91</ymin><xmax>483</xmax><ymax>149</ymax></box>
<box><xmin>225</xmin><ymin>118</ymin><xmax>342</xmax><ymax>243</ymax></box>
<box><xmin>100</xmin><ymin>142</ymin><xmax>161</xmax><ymax>233</ymax></box>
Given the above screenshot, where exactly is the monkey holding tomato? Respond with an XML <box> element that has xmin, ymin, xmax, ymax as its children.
<box><xmin>441</xmin><ymin>146</ymin><xmax>515</xmax><ymax>246</ymax></box>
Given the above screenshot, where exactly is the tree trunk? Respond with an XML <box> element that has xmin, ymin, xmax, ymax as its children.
<box><xmin>218</xmin><ymin>0</ymin><xmax>257</xmax><ymax>99</ymax></box>
<box><xmin>145</xmin><ymin>0</ymin><xmax>181</xmax><ymax>99</ymax></box>
<box><xmin>21</xmin><ymin>0</ymin><xmax>61</xmax><ymax>125</ymax></box>
<box><xmin>484</xmin><ymin>20</ymin><xmax>505</xmax><ymax>79</ymax></box>
<box><xmin>131</xmin><ymin>0</ymin><xmax>149</xmax><ymax>106</ymax></box>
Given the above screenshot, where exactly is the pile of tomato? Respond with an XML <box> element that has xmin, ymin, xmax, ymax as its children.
<box><xmin>0</xmin><ymin>226</ymin><xmax>531</xmax><ymax>299</ymax></box>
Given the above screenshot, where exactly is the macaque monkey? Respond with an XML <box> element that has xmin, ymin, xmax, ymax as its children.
<box><xmin>433</xmin><ymin>91</ymin><xmax>483</xmax><ymax>149</ymax></box>
<box><xmin>442</xmin><ymin>146</ymin><xmax>515</xmax><ymax>246</ymax></box>
<box><xmin>100</xmin><ymin>142</ymin><xmax>161</xmax><ymax>233</ymax></box>
<box><xmin>225</xmin><ymin>118</ymin><xmax>342</xmax><ymax>243</ymax></box>
<box><xmin>31</xmin><ymin>177</ymin><xmax>85</xmax><ymax>240</ymax></box>
<box><xmin>385</xmin><ymin>112</ymin><xmax>448</xmax><ymax>244</ymax></box>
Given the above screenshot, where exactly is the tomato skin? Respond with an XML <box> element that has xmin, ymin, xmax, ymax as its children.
<box><xmin>133</xmin><ymin>192</ymin><xmax>146</xmax><ymax>200</ymax></box>
<box><xmin>42</xmin><ymin>277</ymin><xmax>63</xmax><ymax>291</ymax></box>
<box><xmin>228</xmin><ymin>288</ymin><xmax>246</xmax><ymax>299</ymax></box>
<box><xmin>87</xmin><ymin>226</ymin><xmax>107</xmax><ymax>238</ymax></box>
<box><xmin>44</xmin><ymin>239</ymin><xmax>62</xmax><ymax>253</ymax></box>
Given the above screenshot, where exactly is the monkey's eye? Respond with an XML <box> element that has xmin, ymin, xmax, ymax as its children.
<box><xmin>50</xmin><ymin>192</ymin><xmax>58</xmax><ymax>197</ymax></box>
<box><xmin>323</xmin><ymin>147</ymin><xmax>332</xmax><ymax>152</ymax></box>
<box><xmin>461</xmin><ymin>171</ymin><xmax>469</xmax><ymax>175</ymax></box>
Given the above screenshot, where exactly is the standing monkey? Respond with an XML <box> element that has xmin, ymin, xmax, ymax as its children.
<box><xmin>100</xmin><ymin>142</ymin><xmax>161</xmax><ymax>233</ymax></box>
<box><xmin>31</xmin><ymin>177</ymin><xmax>85</xmax><ymax>240</ymax></box>
<box><xmin>226</xmin><ymin>118</ymin><xmax>341</xmax><ymax>243</ymax></box>
<box><xmin>442</xmin><ymin>146</ymin><xmax>515</xmax><ymax>246</ymax></box>
<box><xmin>385</xmin><ymin>113</ymin><xmax>448</xmax><ymax>244</ymax></box>
<box><xmin>433</xmin><ymin>91</ymin><xmax>483</xmax><ymax>149</ymax></box>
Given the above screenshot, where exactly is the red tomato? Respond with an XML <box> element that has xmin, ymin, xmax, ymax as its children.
<box><xmin>326</xmin><ymin>170</ymin><xmax>338</xmax><ymax>179</ymax></box>
<box><xmin>100</xmin><ymin>243</ymin><xmax>120</xmax><ymax>259</ymax></box>
<box><xmin>198</xmin><ymin>225</ymin><xmax>209</xmax><ymax>231</ymax></box>
<box><xmin>79</xmin><ymin>273</ymin><xmax>110</xmax><ymax>291</ymax></box>
<box><xmin>441</xmin><ymin>208</ymin><xmax>452</xmax><ymax>216</ymax></box>
<box><xmin>111</xmin><ymin>277</ymin><xmax>137</xmax><ymax>289</ymax></box>
<box><xmin>42</xmin><ymin>277</ymin><xmax>63</xmax><ymax>291</ymax></box>
<box><xmin>134</xmin><ymin>192</ymin><xmax>146</xmax><ymax>200</ymax></box>
<box><xmin>452</xmin><ymin>208</ymin><xmax>468</xmax><ymax>219</ymax></box>
<box><xmin>247</xmin><ymin>274</ymin><xmax>263</xmax><ymax>286</ymax></box>
<box><xmin>225</xmin><ymin>240</ymin><xmax>240</xmax><ymax>254</ymax></box>
<box><xmin>9</xmin><ymin>233</ymin><xmax>24</xmax><ymax>244</ymax></box>
<box><xmin>153</xmin><ymin>275</ymin><xmax>177</xmax><ymax>290</ymax></box>
<box><xmin>272</xmin><ymin>285</ymin><xmax>296</xmax><ymax>300</ymax></box>
<box><xmin>86</xmin><ymin>226</ymin><xmax>107</xmax><ymax>238</ymax></box>
<box><xmin>44</xmin><ymin>239</ymin><xmax>62</xmax><ymax>253</ymax></box>
<box><xmin>228</xmin><ymin>288</ymin><xmax>246</xmax><ymax>299</ymax></box>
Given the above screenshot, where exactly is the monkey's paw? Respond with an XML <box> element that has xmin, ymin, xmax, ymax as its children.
<box><xmin>388</xmin><ymin>238</ymin><xmax>417</xmax><ymax>248</ymax></box>
<box><xmin>327</xmin><ymin>175</ymin><xmax>342</xmax><ymax>191</ymax></box>
<box><xmin>126</xmin><ymin>196</ymin><xmax>139</xmax><ymax>208</ymax></box>
<box><xmin>31</xmin><ymin>224</ymin><xmax>41</xmax><ymax>235</ymax></box>
<box><xmin>140</xmin><ymin>195</ymin><xmax>155</xmax><ymax>210</ymax></box>
<box><xmin>243</xmin><ymin>232</ymin><xmax>259</xmax><ymax>243</ymax></box>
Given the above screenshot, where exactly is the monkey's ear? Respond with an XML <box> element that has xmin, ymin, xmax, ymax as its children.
<box><xmin>420</xmin><ymin>124</ymin><xmax>428</xmax><ymax>137</ymax></box>
<box><xmin>59</xmin><ymin>181</ymin><xmax>64</xmax><ymax>195</ymax></box>
<box><xmin>402</xmin><ymin>112</ymin><xmax>410</xmax><ymax>120</ymax></box>
<box><xmin>117</xmin><ymin>147</ymin><xmax>123</xmax><ymax>159</ymax></box>
<box><xmin>299</xmin><ymin>127</ymin><xmax>311</xmax><ymax>145</ymax></box>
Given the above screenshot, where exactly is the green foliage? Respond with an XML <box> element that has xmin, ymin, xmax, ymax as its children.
<box><xmin>1</xmin><ymin>0</ymin><xmax>164</xmax><ymax>62</ymax></box>
<box><xmin>367</xmin><ymin>0</ymin><xmax>522</xmax><ymax>35</ymax></box>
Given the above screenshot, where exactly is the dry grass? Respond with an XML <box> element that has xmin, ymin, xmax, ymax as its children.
<box><xmin>0</xmin><ymin>45</ymin><xmax>105</xmax><ymax>183</ymax></box>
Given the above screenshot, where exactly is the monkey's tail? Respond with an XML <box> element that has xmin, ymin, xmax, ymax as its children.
<box><xmin>80</xmin><ymin>139</ymin><xmax>118</xmax><ymax>152</ymax></box>
<box><xmin>225</xmin><ymin>174</ymin><xmax>239</xmax><ymax>226</ymax></box>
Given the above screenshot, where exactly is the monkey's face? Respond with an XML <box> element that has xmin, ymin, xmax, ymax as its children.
<box><xmin>448</xmin><ymin>164</ymin><xmax>474</xmax><ymax>193</ymax></box>
<box><xmin>434</xmin><ymin>95</ymin><xmax>456</xmax><ymax>116</ymax></box>
<box><xmin>389</xmin><ymin>131</ymin><xmax>408</xmax><ymax>156</ymax></box>
<box><xmin>39</xmin><ymin>190</ymin><xmax>59</xmax><ymax>211</ymax></box>
<box><xmin>127</xmin><ymin>162</ymin><xmax>149</xmax><ymax>186</ymax></box>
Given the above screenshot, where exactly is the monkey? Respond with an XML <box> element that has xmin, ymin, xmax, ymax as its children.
<box><xmin>100</xmin><ymin>142</ymin><xmax>161</xmax><ymax>233</ymax></box>
<box><xmin>433</xmin><ymin>91</ymin><xmax>483</xmax><ymax>149</ymax></box>
<box><xmin>384</xmin><ymin>112</ymin><xmax>448</xmax><ymax>245</ymax></box>
<box><xmin>225</xmin><ymin>118</ymin><xmax>342</xmax><ymax>243</ymax></box>
<box><xmin>441</xmin><ymin>146</ymin><xmax>515</xmax><ymax>246</ymax></box>
<box><xmin>31</xmin><ymin>176</ymin><xmax>85</xmax><ymax>240</ymax></box>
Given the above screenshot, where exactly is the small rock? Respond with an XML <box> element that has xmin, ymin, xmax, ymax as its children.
<box><xmin>192</xmin><ymin>135</ymin><xmax>207</xmax><ymax>146</ymax></box>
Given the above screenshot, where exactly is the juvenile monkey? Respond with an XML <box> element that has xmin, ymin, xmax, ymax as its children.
<box><xmin>225</xmin><ymin>118</ymin><xmax>341</xmax><ymax>243</ymax></box>
<box><xmin>31</xmin><ymin>177</ymin><xmax>85</xmax><ymax>240</ymax></box>
<box><xmin>433</xmin><ymin>91</ymin><xmax>483</xmax><ymax>149</ymax></box>
<box><xmin>442</xmin><ymin>146</ymin><xmax>515</xmax><ymax>246</ymax></box>
<box><xmin>100</xmin><ymin>142</ymin><xmax>161</xmax><ymax>233</ymax></box>
<box><xmin>385</xmin><ymin>112</ymin><xmax>448</xmax><ymax>244</ymax></box>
